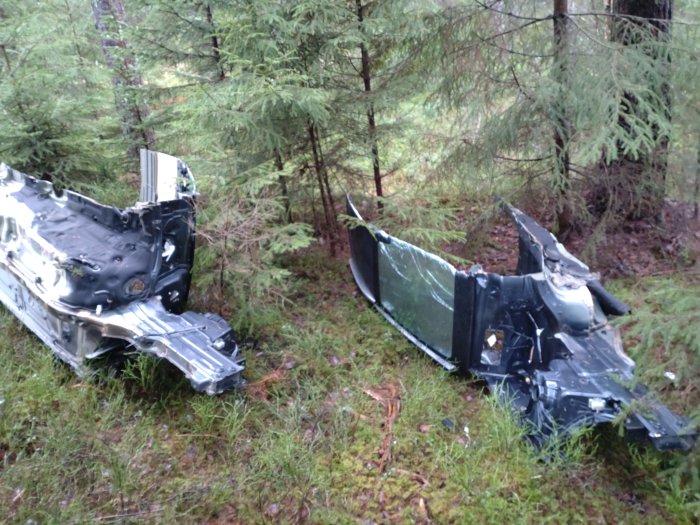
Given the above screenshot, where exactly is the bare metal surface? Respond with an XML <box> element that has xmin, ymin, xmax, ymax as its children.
<box><xmin>0</xmin><ymin>154</ymin><xmax>243</xmax><ymax>393</ymax></box>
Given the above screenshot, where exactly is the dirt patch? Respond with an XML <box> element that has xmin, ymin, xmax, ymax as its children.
<box><xmin>469</xmin><ymin>199</ymin><xmax>700</xmax><ymax>279</ymax></box>
<box><xmin>567</xmin><ymin>200</ymin><xmax>700</xmax><ymax>278</ymax></box>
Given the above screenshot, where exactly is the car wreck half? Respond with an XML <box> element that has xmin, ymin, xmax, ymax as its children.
<box><xmin>0</xmin><ymin>150</ymin><xmax>244</xmax><ymax>394</ymax></box>
<box><xmin>345</xmin><ymin>196</ymin><xmax>696</xmax><ymax>451</ymax></box>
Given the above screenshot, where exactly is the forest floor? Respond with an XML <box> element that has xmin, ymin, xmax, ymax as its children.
<box><xmin>1</xmin><ymin>205</ymin><xmax>699</xmax><ymax>524</ymax></box>
<box><xmin>449</xmin><ymin>199</ymin><xmax>700</xmax><ymax>278</ymax></box>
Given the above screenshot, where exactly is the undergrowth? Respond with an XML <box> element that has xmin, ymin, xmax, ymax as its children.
<box><xmin>612</xmin><ymin>276</ymin><xmax>700</xmax><ymax>518</ymax></box>
<box><xmin>0</xmin><ymin>249</ymin><xmax>698</xmax><ymax>523</ymax></box>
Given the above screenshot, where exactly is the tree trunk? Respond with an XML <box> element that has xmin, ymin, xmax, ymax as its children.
<box><xmin>92</xmin><ymin>0</ymin><xmax>155</xmax><ymax>158</ymax></box>
<box><xmin>552</xmin><ymin>0</ymin><xmax>572</xmax><ymax>234</ymax></box>
<box><xmin>274</xmin><ymin>148</ymin><xmax>292</xmax><ymax>223</ymax></box>
<box><xmin>357</xmin><ymin>0</ymin><xmax>383</xmax><ymax>213</ymax></box>
<box><xmin>0</xmin><ymin>44</ymin><xmax>12</xmax><ymax>75</ymax></box>
<box><xmin>315</xmin><ymin>126</ymin><xmax>337</xmax><ymax>227</ymax></box>
<box><xmin>308</xmin><ymin>123</ymin><xmax>337</xmax><ymax>255</ymax></box>
<box><xmin>695</xmin><ymin>139</ymin><xmax>699</xmax><ymax>219</ymax></box>
<box><xmin>605</xmin><ymin>0</ymin><xmax>672</xmax><ymax>219</ymax></box>
<box><xmin>203</xmin><ymin>3</ymin><xmax>226</xmax><ymax>81</ymax></box>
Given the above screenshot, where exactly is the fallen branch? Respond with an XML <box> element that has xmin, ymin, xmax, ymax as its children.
<box><xmin>362</xmin><ymin>382</ymin><xmax>401</xmax><ymax>473</ymax></box>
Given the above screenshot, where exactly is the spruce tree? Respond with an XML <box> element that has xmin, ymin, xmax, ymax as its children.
<box><xmin>92</xmin><ymin>0</ymin><xmax>155</xmax><ymax>159</ymax></box>
<box><xmin>414</xmin><ymin>1</ymin><xmax>696</xmax><ymax>228</ymax></box>
<box><xmin>0</xmin><ymin>0</ymin><xmax>122</xmax><ymax>183</ymax></box>
<box><xmin>600</xmin><ymin>0</ymin><xmax>673</xmax><ymax>219</ymax></box>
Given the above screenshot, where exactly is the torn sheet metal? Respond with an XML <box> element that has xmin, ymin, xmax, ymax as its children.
<box><xmin>346</xmin><ymin>196</ymin><xmax>696</xmax><ymax>451</ymax></box>
<box><xmin>0</xmin><ymin>151</ymin><xmax>243</xmax><ymax>394</ymax></box>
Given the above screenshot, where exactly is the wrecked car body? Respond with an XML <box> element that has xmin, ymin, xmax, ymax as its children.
<box><xmin>346</xmin><ymin>196</ymin><xmax>696</xmax><ymax>451</ymax></box>
<box><xmin>0</xmin><ymin>150</ymin><xmax>243</xmax><ymax>394</ymax></box>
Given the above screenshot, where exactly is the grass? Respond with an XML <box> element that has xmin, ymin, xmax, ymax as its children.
<box><xmin>0</xmin><ymin>250</ymin><xmax>698</xmax><ymax>524</ymax></box>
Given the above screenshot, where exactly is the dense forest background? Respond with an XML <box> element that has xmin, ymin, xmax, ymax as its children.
<box><xmin>1</xmin><ymin>0</ymin><xmax>699</xmax><ymax>522</ymax></box>
<box><xmin>2</xmin><ymin>0</ymin><xmax>698</xmax><ymax>297</ymax></box>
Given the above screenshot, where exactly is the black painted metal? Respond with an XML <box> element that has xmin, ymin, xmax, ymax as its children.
<box><xmin>345</xmin><ymin>195</ymin><xmax>696</xmax><ymax>451</ymax></box>
<box><xmin>17</xmin><ymin>171</ymin><xmax>195</xmax><ymax>311</ymax></box>
<box><xmin>346</xmin><ymin>197</ymin><xmax>380</xmax><ymax>303</ymax></box>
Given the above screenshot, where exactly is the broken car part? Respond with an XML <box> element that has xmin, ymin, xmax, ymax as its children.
<box><xmin>346</xmin><ymin>196</ymin><xmax>696</xmax><ymax>451</ymax></box>
<box><xmin>0</xmin><ymin>151</ymin><xmax>243</xmax><ymax>394</ymax></box>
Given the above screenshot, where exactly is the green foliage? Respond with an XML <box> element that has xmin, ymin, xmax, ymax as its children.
<box><xmin>189</xmin><ymin>161</ymin><xmax>313</xmax><ymax>317</ymax></box>
<box><xmin>417</xmin><ymin>0</ymin><xmax>699</xmax><ymax>221</ymax></box>
<box><xmin>129</xmin><ymin>0</ymin><xmax>228</xmax><ymax>80</ymax></box>
<box><xmin>122</xmin><ymin>353</ymin><xmax>173</xmax><ymax>394</ymax></box>
<box><xmin>611</xmin><ymin>276</ymin><xmax>700</xmax><ymax>515</ymax></box>
<box><xmin>0</xmin><ymin>0</ymin><xmax>124</xmax><ymax>183</ymax></box>
<box><xmin>613</xmin><ymin>277</ymin><xmax>700</xmax><ymax>413</ymax></box>
<box><xmin>139</xmin><ymin>0</ymin><xmax>439</xmax><ymax>224</ymax></box>
<box><xmin>343</xmin><ymin>189</ymin><xmax>469</xmax><ymax>265</ymax></box>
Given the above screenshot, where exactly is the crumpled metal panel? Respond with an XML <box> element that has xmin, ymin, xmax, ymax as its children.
<box><xmin>0</xmin><ymin>152</ymin><xmax>244</xmax><ymax>393</ymax></box>
<box><xmin>345</xmin><ymin>194</ymin><xmax>696</xmax><ymax>451</ymax></box>
<box><xmin>378</xmin><ymin>236</ymin><xmax>456</xmax><ymax>360</ymax></box>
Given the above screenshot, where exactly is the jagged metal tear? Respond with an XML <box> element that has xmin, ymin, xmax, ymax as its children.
<box><xmin>345</xmin><ymin>195</ymin><xmax>696</xmax><ymax>451</ymax></box>
<box><xmin>0</xmin><ymin>151</ymin><xmax>243</xmax><ymax>394</ymax></box>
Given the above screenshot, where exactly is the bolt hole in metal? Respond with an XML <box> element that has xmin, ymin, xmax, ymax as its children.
<box><xmin>125</xmin><ymin>277</ymin><xmax>146</xmax><ymax>296</ymax></box>
<box><xmin>481</xmin><ymin>329</ymin><xmax>504</xmax><ymax>366</ymax></box>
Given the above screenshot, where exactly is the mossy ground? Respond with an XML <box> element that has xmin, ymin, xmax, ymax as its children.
<box><xmin>0</xmin><ymin>250</ymin><xmax>697</xmax><ymax>524</ymax></box>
